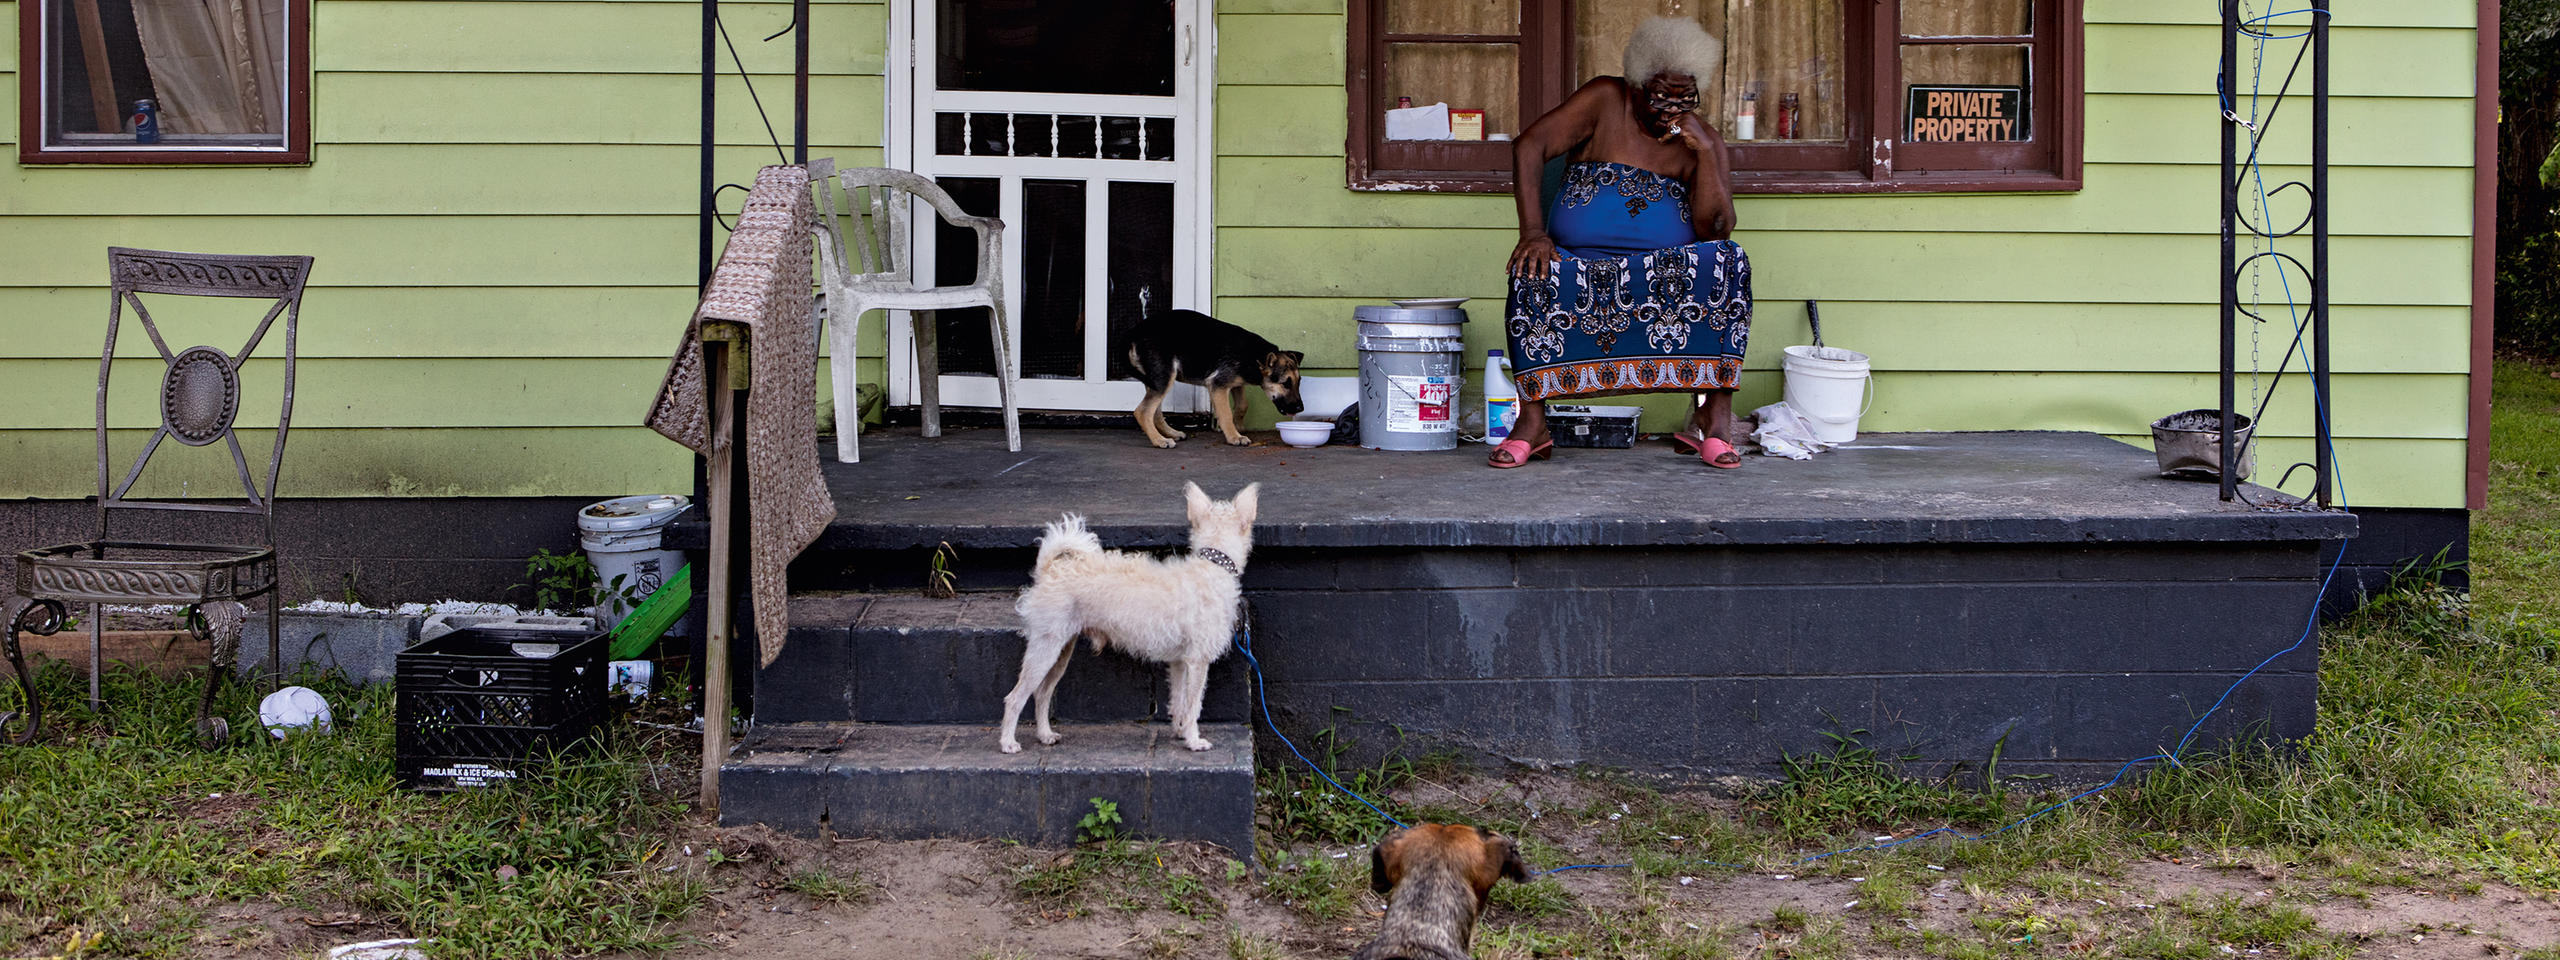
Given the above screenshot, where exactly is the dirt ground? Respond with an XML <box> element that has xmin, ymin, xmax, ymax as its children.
<box><xmin>216</xmin><ymin>770</ymin><xmax>2560</xmax><ymax>960</ymax></box>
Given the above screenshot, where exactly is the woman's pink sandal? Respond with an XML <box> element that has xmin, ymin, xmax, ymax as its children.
<box><xmin>1699</xmin><ymin>436</ymin><xmax>1741</xmax><ymax>469</ymax></box>
<box><xmin>1487</xmin><ymin>437</ymin><xmax>1554</xmax><ymax>468</ymax></box>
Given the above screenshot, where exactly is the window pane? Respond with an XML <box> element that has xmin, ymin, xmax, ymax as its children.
<box><xmin>1903</xmin><ymin>44</ymin><xmax>2030</xmax><ymax>141</ymax></box>
<box><xmin>1724</xmin><ymin>2</ymin><xmax>1846</xmax><ymax>142</ymax></box>
<box><xmin>1057</xmin><ymin>115</ymin><xmax>1099</xmax><ymax>158</ymax></box>
<box><xmin>968</xmin><ymin>112</ymin><xmax>1009</xmax><ymax>156</ymax></box>
<box><xmin>931</xmin><ymin>178</ymin><xmax>1002</xmax><ymax>377</ymax></box>
<box><xmin>1902</xmin><ymin>0</ymin><xmax>2032</xmax><ymax>38</ymax></box>
<box><xmin>1383</xmin><ymin>43</ymin><xmax>1519</xmax><ymax>138</ymax></box>
<box><xmin>1385</xmin><ymin>0</ymin><xmax>1518</xmax><ymax>35</ymax></box>
<box><xmin>43</xmin><ymin>0</ymin><xmax>288</xmax><ymax>147</ymax></box>
<box><xmin>1012</xmin><ymin>113</ymin><xmax>1054</xmax><ymax>157</ymax></box>
<box><xmin>1107</xmin><ymin>182</ymin><xmax>1175</xmax><ymax>381</ymax></box>
<box><xmin>1017</xmin><ymin>180</ymin><xmax>1089</xmax><ymax>380</ymax></box>
<box><xmin>936</xmin><ymin>0</ymin><xmax>1175</xmax><ymax>97</ymax></box>
<box><xmin>1574</xmin><ymin>1</ymin><xmax>1845</xmax><ymax>144</ymax></box>
<box><xmin>1101</xmin><ymin>116</ymin><xmax>1142</xmax><ymax>160</ymax></box>
<box><xmin>1902</xmin><ymin>43</ymin><xmax>2029</xmax><ymax>88</ymax></box>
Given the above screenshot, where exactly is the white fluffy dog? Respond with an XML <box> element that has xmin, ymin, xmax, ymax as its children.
<box><xmin>998</xmin><ymin>481</ymin><xmax>1260</xmax><ymax>754</ymax></box>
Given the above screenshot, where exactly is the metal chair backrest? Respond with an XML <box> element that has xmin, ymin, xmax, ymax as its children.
<box><xmin>97</xmin><ymin>247</ymin><xmax>313</xmax><ymax>546</ymax></box>
<box><xmin>808</xmin><ymin>161</ymin><xmax>983</xmax><ymax>287</ymax></box>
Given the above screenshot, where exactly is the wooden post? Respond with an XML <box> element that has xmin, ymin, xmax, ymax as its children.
<box><xmin>698</xmin><ymin>321</ymin><xmax>748</xmax><ymax>813</ymax></box>
<box><xmin>69</xmin><ymin>0</ymin><xmax>124</xmax><ymax>134</ymax></box>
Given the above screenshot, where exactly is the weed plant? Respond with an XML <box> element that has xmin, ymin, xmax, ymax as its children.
<box><xmin>1011</xmin><ymin>798</ymin><xmax>1226</xmax><ymax>919</ymax></box>
<box><xmin>0</xmin><ymin>660</ymin><xmax>701</xmax><ymax>959</ymax></box>
<box><xmin>1255</xmin><ymin>714</ymin><xmax>1420</xmax><ymax>846</ymax></box>
<box><xmin>1755</xmin><ymin>725</ymin><xmax>2014</xmax><ymax>843</ymax></box>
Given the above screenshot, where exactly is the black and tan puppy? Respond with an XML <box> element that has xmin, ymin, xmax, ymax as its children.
<box><xmin>1124</xmin><ymin>309</ymin><xmax>1304</xmax><ymax>448</ymax></box>
<box><xmin>1353</xmin><ymin>823</ymin><xmax>1531</xmax><ymax>960</ymax></box>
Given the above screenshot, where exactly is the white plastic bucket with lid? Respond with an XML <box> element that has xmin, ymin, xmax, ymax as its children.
<box><xmin>577</xmin><ymin>495</ymin><xmax>692</xmax><ymax>632</ymax></box>
<box><xmin>1779</xmin><ymin>345</ymin><xmax>1874</xmax><ymax>444</ymax></box>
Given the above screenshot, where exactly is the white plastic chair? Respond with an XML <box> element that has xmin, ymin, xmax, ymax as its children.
<box><xmin>808</xmin><ymin>158</ymin><xmax>1021</xmax><ymax>462</ymax></box>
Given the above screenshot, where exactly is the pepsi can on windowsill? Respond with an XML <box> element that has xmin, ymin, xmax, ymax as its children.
<box><xmin>131</xmin><ymin>99</ymin><xmax>160</xmax><ymax>144</ymax></box>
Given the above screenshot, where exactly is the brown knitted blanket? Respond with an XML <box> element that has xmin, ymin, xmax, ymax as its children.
<box><xmin>646</xmin><ymin>164</ymin><xmax>834</xmax><ymax>667</ymax></box>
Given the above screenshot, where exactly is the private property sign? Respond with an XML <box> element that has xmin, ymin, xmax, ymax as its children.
<box><xmin>1906</xmin><ymin>85</ymin><xmax>2028</xmax><ymax>141</ymax></box>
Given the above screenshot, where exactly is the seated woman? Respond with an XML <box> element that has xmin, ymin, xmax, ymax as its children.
<box><xmin>1492</xmin><ymin>17</ymin><xmax>1750</xmax><ymax>469</ymax></box>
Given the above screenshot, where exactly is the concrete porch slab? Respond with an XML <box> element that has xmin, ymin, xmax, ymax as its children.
<box><xmin>702</xmin><ymin>427</ymin><xmax>2354</xmax><ymax>553</ymax></box>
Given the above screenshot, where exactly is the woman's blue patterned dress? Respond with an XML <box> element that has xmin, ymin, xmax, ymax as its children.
<box><xmin>1504</xmin><ymin>161</ymin><xmax>1752</xmax><ymax>402</ymax></box>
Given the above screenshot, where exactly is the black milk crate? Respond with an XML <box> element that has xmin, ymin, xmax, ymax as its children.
<box><xmin>1548</xmin><ymin>404</ymin><xmax>1642</xmax><ymax>448</ymax></box>
<box><xmin>396</xmin><ymin>626</ymin><xmax>608</xmax><ymax>791</ymax></box>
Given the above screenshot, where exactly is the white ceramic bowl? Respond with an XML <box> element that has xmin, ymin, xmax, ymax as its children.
<box><xmin>1274</xmin><ymin>420</ymin><xmax>1334</xmax><ymax>448</ymax></box>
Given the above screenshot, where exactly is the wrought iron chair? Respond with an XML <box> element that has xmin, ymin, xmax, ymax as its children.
<box><xmin>807</xmin><ymin>158</ymin><xmax>1021</xmax><ymax>463</ymax></box>
<box><xmin>3</xmin><ymin>248</ymin><xmax>311</xmax><ymax>745</ymax></box>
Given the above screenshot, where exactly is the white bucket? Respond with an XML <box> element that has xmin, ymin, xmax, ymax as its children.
<box><xmin>1780</xmin><ymin>345</ymin><xmax>1874</xmax><ymax>444</ymax></box>
<box><xmin>577</xmin><ymin>495</ymin><xmax>692</xmax><ymax>632</ymax></box>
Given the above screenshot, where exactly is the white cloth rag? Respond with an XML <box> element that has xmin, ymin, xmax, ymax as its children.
<box><xmin>1751</xmin><ymin>401</ymin><xmax>1838</xmax><ymax>460</ymax></box>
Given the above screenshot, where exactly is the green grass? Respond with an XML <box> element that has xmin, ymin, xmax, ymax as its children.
<box><xmin>2478</xmin><ymin>355</ymin><xmax>2560</xmax><ymax>619</ymax></box>
<box><xmin>0</xmin><ymin>661</ymin><xmax>703</xmax><ymax>959</ymax></box>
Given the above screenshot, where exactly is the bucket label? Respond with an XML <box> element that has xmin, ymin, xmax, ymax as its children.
<box><xmin>1384</xmin><ymin>376</ymin><xmax>1458</xmax><ymax>433</ymax></box>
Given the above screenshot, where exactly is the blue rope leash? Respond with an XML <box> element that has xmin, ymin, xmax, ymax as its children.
<box><xmin>1236</xmin><ymin>616</ymin><xmax>1409</xmax><ymax>830</ymax></box>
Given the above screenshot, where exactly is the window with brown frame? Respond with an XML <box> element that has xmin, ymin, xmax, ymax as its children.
<box><xmin>20</xmin><ymin>0</ymin><xmax>310</xmax><ymax>164</ymax></box>
<box><xmin>1346</xmin><ymin>0</ymin><xmax>2079</xmax><ymax>194</ymax></box>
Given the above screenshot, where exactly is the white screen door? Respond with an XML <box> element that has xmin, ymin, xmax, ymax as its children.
<box><xmin>891</xmin><ymin>0</ymin><xmax>1208</xmax><ymax>413</ymax></box>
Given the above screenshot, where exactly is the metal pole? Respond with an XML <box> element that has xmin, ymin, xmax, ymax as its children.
<box><xmin>700</xmin><ymin>0</ymin><xmax>719</xmax><ymax>291</ymax></box>
<box><xmin>2311</xmin><ymin>6</ymin><xmax>2333</xmax><ymax>506</ymax></box>
<box><xmin>2219</xmin><ymin>0</ymin><xmax>2239</xmax><ymax>502</ymax></box>
<box><xmin>794</xmin><ymin>0</ymin><xmax>810</xmax><ymax>165</ymax></box>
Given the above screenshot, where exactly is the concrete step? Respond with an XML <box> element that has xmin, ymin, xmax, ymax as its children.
<box><xmin>758</xmin><ymin>593</ymin><xmax>1247</xmax><ymax>726</ymax></box>
<box><xmin>721</xmin><ymin>721</ymin><xmax>1255</xmax><ymax>854</ymax></box>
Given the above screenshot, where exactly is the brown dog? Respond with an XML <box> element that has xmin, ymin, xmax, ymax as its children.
<box><xmin>1123</xmin><ymin>309</ymin><xmax>1304</xmax><ymax>448</ymax></box>
<box><xmin>1353</xmin><ymin>823</ymin><xmax>1531</xmax><ymax>960</ymax></box>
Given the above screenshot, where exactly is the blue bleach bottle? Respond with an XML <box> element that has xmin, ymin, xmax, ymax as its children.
<box><xmin>1482</xmin><ymin>349</ymin><xmax>1518</xmax><ymax>444</ymax></box>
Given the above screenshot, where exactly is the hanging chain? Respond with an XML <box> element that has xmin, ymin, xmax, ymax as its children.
<box><xmin>2242</xmin><ymin>0</ymin><xmax>2265</xmax><ymax>413</ymax></box>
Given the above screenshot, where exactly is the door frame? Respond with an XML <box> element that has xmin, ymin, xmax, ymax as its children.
<box><xmin>882</xmin><ymin>0</ymin><xmax>1218</xmax><ymax>412</ymax></box>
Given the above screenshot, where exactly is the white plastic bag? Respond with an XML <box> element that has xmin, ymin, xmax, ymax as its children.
<box><xmin>1750</xmin><ymin>401</ymin><xmax>1838</xmax><ymax>460</ymax></box>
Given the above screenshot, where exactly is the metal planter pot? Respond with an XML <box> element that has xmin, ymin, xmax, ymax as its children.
<box><xmin>2150</xmin><ymin>409</ymin><xmax>2255</xmax><ymax>480</ymax></box>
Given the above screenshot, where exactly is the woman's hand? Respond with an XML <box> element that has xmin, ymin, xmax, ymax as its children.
<box><xmin>1508</xmin><ymin>234</ymin><xmax>1560</xmax><ymax>280</ymax></box>
<box><xmin>1660</xmin><ymin>113</ymin><xmax>1722</xmax><ymax>155</ymax></box>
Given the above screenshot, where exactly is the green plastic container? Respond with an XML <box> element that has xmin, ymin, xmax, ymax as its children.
<box><xmin>607</xmin><ymin>563</ymin><xmax>692</xmax><ymax>660</ymax></box>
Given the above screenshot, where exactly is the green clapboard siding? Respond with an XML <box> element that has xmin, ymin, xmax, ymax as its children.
<box><xmin>0</xmin><ymin>429</ymin><xmax>692</xmax><ymax>499</ymax></box>
<box><xmin>1208</xmin><ymin>297</ymin><xmax>2473</xmax><ymax>375</ymax></box>
<box><xmin>2</xmin><ymin>358</ymin><xmax>684</xmax><ymax>429</ymax></box>
<box><xmin>317</xmin><ymin>2</ymin><xmax>884</xmax><ymax>75</ymax></box>
<box><xmin>0</xmin><ymin>0</ymin><xmax>867</xmax><ymax>497</ymax></box>
<box><xmin>1204</xmin><ymin>6</ymin><xmax>2481</xmax><ymax>509</ymax></box>
<box><xmin>1</xmin><ymin>145</ymin><xmax>879</xmax><ymax>216</ymax></box>
<box><xmin>1217</xmin><ymin>157</ymin><xmax>2473</xmax><ymax>237</ymax></box>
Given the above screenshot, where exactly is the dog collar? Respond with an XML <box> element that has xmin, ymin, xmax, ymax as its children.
<box><xmin>1196</xmin><ymin>547</ymin><xmax>1239</xmax><ymax>576</ymax></box>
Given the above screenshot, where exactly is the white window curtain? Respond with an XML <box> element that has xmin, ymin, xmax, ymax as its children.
<box><xmin>127</xmin><ymin>0</ymin><xmax>286</xmax><ymax>135</ymax></box>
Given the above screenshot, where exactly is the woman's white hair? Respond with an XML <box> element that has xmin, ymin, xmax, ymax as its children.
<box><xmin>1623</xmin><ymin>16</ymin><xmax>1722</xmax><ymax>85</ymax></box>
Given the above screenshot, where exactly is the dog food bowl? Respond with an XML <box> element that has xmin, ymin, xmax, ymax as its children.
<box><xmin>1275</xmin><ymin>420</ymin><xmax>1334</xmax><ymax>448</ymax></box>
<box><xmin>1297</xmin><ymin>376</ymin><xmax>1358</xmax><ymax>419</ymax></box>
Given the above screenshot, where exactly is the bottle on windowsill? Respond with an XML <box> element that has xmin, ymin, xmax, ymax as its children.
<box><xmin>1734</xmin><ymin>92</ymin><xmax>1757</xmax><ymax>141</ymax></box>
<box><xmin>1776</xmin><ymin>92</ymin><xmax>1800</xmax><ymax>139</ymax></box>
